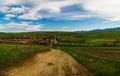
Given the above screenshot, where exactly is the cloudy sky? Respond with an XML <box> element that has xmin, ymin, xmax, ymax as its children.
<box><xmin>0</xmin><ymin>0</ymin><xmax>120</xmax><ymax>32</ymax></box>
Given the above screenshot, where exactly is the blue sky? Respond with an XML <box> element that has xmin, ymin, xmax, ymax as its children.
<box><xmin>0</xmin><ymin>0</ymin><xmax>120</xmax><ymax>32</ymax></box>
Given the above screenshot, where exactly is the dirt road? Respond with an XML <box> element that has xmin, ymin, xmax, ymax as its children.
<box><xmin>6</xmin><ymin>49</ymin><xmax>91</xmax><ymax>76</ymax></box>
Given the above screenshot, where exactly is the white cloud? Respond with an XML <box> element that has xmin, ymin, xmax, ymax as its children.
<box><xmin>18</xmin><ymin>0</ymin><xmax>82</xmax><ymax>20</ymax></box>
<box><xmin>18</xmin><ymin>14</ymin><xmax>42</xmax><ymax>20</ymax></box>
<box><xmin>26</xmin><ymin>25</ymin><xmax>42</xmax><ymax>31</ymax></box>
<box><xmin>4</xmin><ymin>14</ymin><xmax>15</xmax><ymax>20</ymax></box>
<box><xmin>5</xmin><ymin>14</ymin><xmax>15</xmax><ymax>18</ymax></box>
<box><xmin>10</xmin><ymin>6</ymin><xmax>25</xmax><ymax>14</ymax></box>
<box><xmin>3</xmin><ymin>17</ymin><xmax>10</xmax><ymax>20</ymax></box>
<box><xmin>0</xmin><ymin>0</ymin><xmax>23</xmax><ymax>13</ymax></box>
<box><xmin>0</xmin><ymin>0</ymin><xmax>22</xmax><ymax>6</ymax></box>
<box><xmin>62</xmin><ymin>14</ymin><xmax>95</xmax><ymax>20</ymax></box>
<box><xmin>0</xmin><ymin>7</ymin><xmax>9</xmax><ymax>13</ymax></box>
<box><xmin>7</xmin><ymin>22</ymin><xmax>42</xmax><ymax>31</ymax></box>
<box><xmin>0</xmin><ymin>22</ymin><xmax>43</xmax><ymax>32</ymax></box>
<box><xmin>1</xmin><ymin>0</ymin><xmax>120</xmax><ymax>21</ymax></box>
<box><xmin>102</xmin><ymin>21</ymin><xmax>111</xmax><ymax>24</ymax></box>
<box><xmin>0</xmin><ymin>25</ymin><xmax>6</xmax><ymax>29</ymax></box>
<box><xmin>6</xmin><ymin>22</ymin><xmax>28</xmax><ymax>29</ymax></box>
<box><xmin>83</xmin><ymin>0</ymin><xmax>120</xmax><ymax>21</ymax></box>
<box><xmin>0</xmin><ymin>0</ymin><xmax>88</xmax><ymax>20</ymax></box>
<box><xmin>63</xmin><ymin>26</ymin><xmax>69</xmax><ymax>29</ymax></box>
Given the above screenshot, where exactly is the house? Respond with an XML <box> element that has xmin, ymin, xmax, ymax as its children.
<box><xmin>0</xmin><ymin>39</ymin><xmax>2</xmax><ymax>43</ymax></box>
<box><xmin>105</xmin><ymin>41</ymin><xmax>120</xmax><ymax>46</ymax></box>
<box><xmin>53</xmin><ymin>39</ymin><xmax>58</xmax><ymax>44</ymax></box>
<box><xmin>114</xmin><ymin>42</ymin><xmax>120</xmax><ymax>46</ymax></box>
<box><xmin>106</xmin><ymin>42</ymin><xmax>114</xmax><ymax>46</ymax></box>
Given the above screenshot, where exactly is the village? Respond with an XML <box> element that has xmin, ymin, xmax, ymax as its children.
<box><xmin>0</xmin><ymin>36</ymin><xmax>57</xmax><ymax>44</ymax></box>
<box><xmin>0</xmin><ymin>36</ymin><xmax>120</xmax><ymax>46</ymax></box>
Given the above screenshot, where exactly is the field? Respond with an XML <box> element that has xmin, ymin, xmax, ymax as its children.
<box><xmin>54</xmin><ymin>44</ymin><xmax>120</xmax><ymax>76</ymax></box>
<box><xmin>0</xmin><ymin>30</ymin><xmax>120</xmax><ymax>44</ymax></box>
<box><xmin>0</xmin><ymin>30</ymin><xmax>120</xmax><ymax>76</ymax></box>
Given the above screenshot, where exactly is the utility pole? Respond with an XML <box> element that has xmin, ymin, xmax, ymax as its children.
<box><xmin>53</xmin><ymin>34</ymin><xmax>58</xmax><ymax>44</ymax></box>
<box><xmin>29</xmin><ymin>37</ymin><xmax>32</xmax><ymax>50</ymax></box>
<box><xmin>49</xmin><ymin>34</ymin><xmax>57</xmax><ymax>48</ymax></box>
<box><xmin>50</xmin><ymin>38</ymin><xmax>53</xmax><ymax>46</ymax></box>
<box><xmin>15</xmin><ymin>38</ymin><xmax>18</xmax><ymax>51</ymax></box>
<box><xmin>13</xmin><ymin>34</ymin><xmax>18</xmax><ymax>51</ymax></box>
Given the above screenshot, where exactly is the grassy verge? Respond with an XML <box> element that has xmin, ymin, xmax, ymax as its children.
<box><xmin>0</xmin><ymin>44</ymin><xmax>49</xmax><ymax>75</ymax></box>
<box><xmin>54</xmin><ymin>44</ymin><xmax>120</xmax><ymax>76</ymax></box>
<box><xmin>54</xmin><ymin>44</ymin><xmax>120</xmax><ymax>50</ymax></box>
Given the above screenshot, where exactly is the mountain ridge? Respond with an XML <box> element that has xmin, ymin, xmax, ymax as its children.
<box><xmin>77</xmin><ymin>27</ymin><xmax>120</xmax><ymax>32</ymax></box>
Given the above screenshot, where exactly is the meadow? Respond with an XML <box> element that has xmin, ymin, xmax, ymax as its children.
<box><xmin>0</xmin><ymin>44</ymin><xmax>49</xmax><ymax>75</ymax></box>
<box><xmin>54</xmin><ymin>44</ymin><xmax>120</xmax><ymax>76</ymax></box>
<box><xmin>0</xmin><ymin>30</ymin><xmax>120</xmax><ymax>44</ymax></box>
<box><xmin>0</xmin><ymin>30</ymin><xmax>120</xmax><ymax>76</ymax></box>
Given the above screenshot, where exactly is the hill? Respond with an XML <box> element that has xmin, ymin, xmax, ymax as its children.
<box><xmin>79</xmin><ymin>27</ymin><xmax>120</xmax><ymax>32</ymax></box>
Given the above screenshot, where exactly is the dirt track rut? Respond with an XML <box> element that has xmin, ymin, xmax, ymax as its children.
<box><xmin>6</xmin><ymin>49</ymin><xmax>91</xmax><ymax>76</ymax></box>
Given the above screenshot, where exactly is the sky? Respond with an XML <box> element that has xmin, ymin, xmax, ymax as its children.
<box><xmin>0</xmin><ymin>0</ymin><xmax>120</xmax><ymax>32</ymax></box>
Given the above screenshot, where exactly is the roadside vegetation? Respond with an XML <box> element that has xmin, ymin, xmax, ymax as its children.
<box><xmin>54</xmin><ymin>44</ymin><xmax>120</xmax><ymax>76</ymax></box>
<box><xmin>0</xmin><ymin>44</ymin><xmax>49</xmax><ymax>75</ymax></box>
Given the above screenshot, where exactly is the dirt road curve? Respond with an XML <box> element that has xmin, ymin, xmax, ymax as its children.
<box><xmin>6</xmin><ymin>49</ymin><xmax>91</xmax><ymax>76</ymax></box>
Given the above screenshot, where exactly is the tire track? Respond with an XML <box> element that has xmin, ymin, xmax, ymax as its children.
<box><xmin>23</xmin><ymin>51</ymin><xmax>53</xmax><ymax>75</ymax></box>
<box><xmin>6</xmin><ymin>49</ymin><xmax>91</xmax><ymax>76</ymax></box>
<box><xmin>7</xmin><ymin>51</ymin><xmax>53</xmax><ymax>76</ymax></box>
<box><xmin>62</xmin><ymin>52</ymin><xmax>74</xmax><ymax>76</ymax></box>
<box><xmin>51</xmin><ymin>50</ymin><xmax>59</xmax><ymax>76</ymax></box>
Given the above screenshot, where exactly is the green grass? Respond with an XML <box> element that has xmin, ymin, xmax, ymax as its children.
<box><xmin>54</xmin><ymin>45</ymin><xmax>120</xmax><ymax>76</ymax></box>
<box><xmin>18</xmin><ymin>30</ymin><xmax>120</xmax><ymax>43</ymax></box>
<box><xmin>0</xmin><ymin>30</ymin><xmax>120</xmax><ymax>44</ymax></box>
<box><xmin>0</xmin><ymin>44</ymin><xmax>49</xmax><ymax>69</ymax></box>
<box><xmin>0</xmin><ymin>31</ymin><xmax>120</xmax><ymax>76</ymax></box>
<box><xmin>54</xmin><ymin>44</ymin><xmax>120</xmax><ymax>50</ymax></box>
